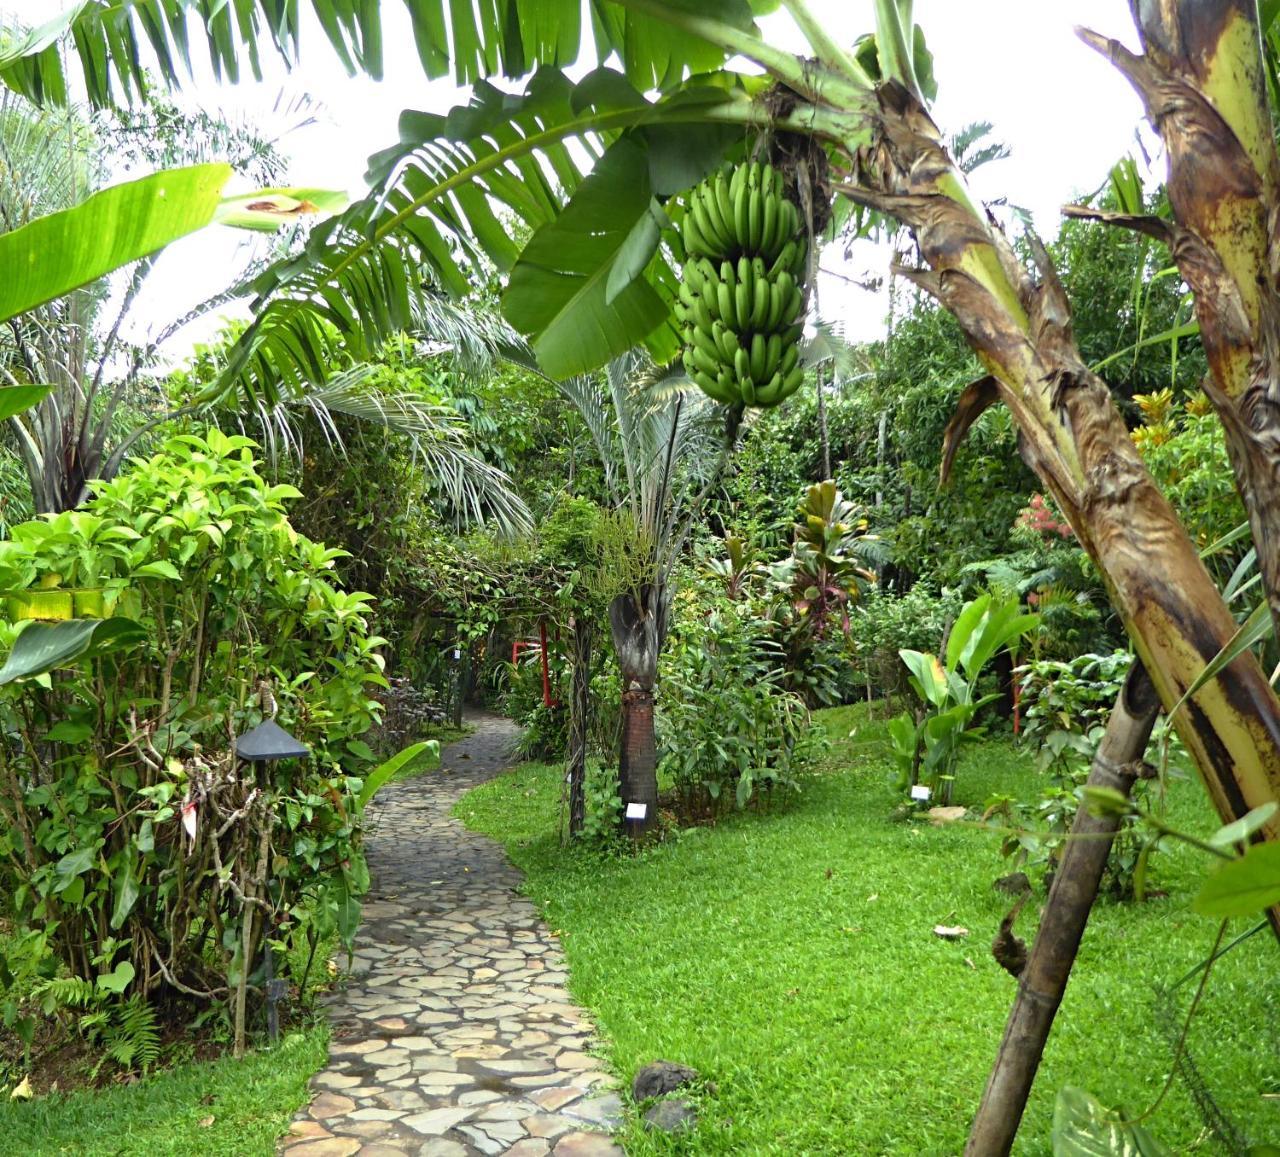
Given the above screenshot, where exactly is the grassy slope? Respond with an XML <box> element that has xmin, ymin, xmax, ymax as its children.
<box><xmin>0</xmin><ymin>1027</ymin><xmax>327</xmax><ymax>1156</ymax></box>
<box><xmin>457</xmin><ymin>705</ymin><xmax>1280</xmax><ymax>1155</ymax></box>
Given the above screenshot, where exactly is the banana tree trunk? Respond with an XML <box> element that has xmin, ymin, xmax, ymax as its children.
<box><xmin>1079</xmin><ymin>0</ymin><xmax>1280</xmax><ymax>646</ymax></box>
<box><xmin>966</xmin><ymin>661</ymin><xmax>1160</xmax><ymax>1156</ymax></box>
<box><xmin>845</xmin><ymin>80</ymin><xmax>1280</xmax><ymax>937</ymax></box>
<box><xmin>609</xmin><ymin>585</ymin><xmax>669</xmax><ymax>838</ymax></box>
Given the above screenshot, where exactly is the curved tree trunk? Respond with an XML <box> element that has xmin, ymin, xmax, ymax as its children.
<box><xmin>609</xmin><ymin>584</ymin><xmax>670</xmax><ymax>838</ymax></box>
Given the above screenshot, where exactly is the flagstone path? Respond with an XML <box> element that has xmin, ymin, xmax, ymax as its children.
<box><xmin>280</xmin><ymin>713</ymin><xmax>625</xmax><ymax>1157</ymax></box>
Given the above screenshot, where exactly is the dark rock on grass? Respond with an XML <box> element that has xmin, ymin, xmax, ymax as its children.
<box><xmin>632</xmin><ymin>1060</ymin><xmax>699</xmax><ymax>1102</ymax></box>
<box><xmin>644</xmin><ymin>1098</ymin><xmax>698</xmax><ymax>1133</ymax></box>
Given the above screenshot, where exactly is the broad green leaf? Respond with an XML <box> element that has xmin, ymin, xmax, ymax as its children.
<box><xmin>0</xmin><ymin>385</ymin><xmax>54</xmax><ymax>421</ymax></box>
<box><xmin>605</xmin><ymin>198</ymin><xmax>667</xmax><ymax>306</ymax></box>
<box><xmin>504</xmin><ymin>138</ymin><xmax>669</xmax><ymax>377</ymax></box>
<box><xmin>109</xmin><ymin>857</ymin><xmax>141</xmax><ymax>930</ymax></box>
<box><xmin>332</xmin><ymin>871</ymin><xmax>361</xmax><ymax>950</ymax></box>
<box><xmin>54</xmin><ymin>845</ymin><xmax>97</xmax><ymax>890</ymax></box>
<box><xmin>212</xmin><ymin>186</ymin><xmax>349</xmax><ymax>231</ymax></box>
<box><xmin>899</xmin><ymin>649</ymin><xmax>949</xmax><ymax>709</ymax></box>
<box><xmin>1052</xmin><ymin>1086</ymin><xmax>1171</xmax><ymax>1156</ymax></box>
<box><xmin>134</xmin><ymin>560</ymin><xmax>182</xmax><ymax>581</ymax></box>
<box><xmin>95</xmin><ymin>960</ymin><xmax>135</xmax><ymax>994</ymax></box>
<box><xmin>1209</xmin><ymin>802</ymin><xmax>1279</xmax><ymax>849</ymax></box>
<box><xmin>0</xmin><ymin>164</ymin><xmax>231</xmax><ymax>323</ymax></box>
<box><xmin>0</xmin><ymin>617</ymin><xmax>145</xmax><ymax>684</ymax></box>
<box><xmin>1194</xmin><ymin>842</ymin><xmax>1280</xmax><ymax>918</ymax></box>
<box><xmin>1</xmin><ymin>0</ymin><xmax>758</xmax><ymax>106</ymax></box>
<box><xmin>355</xmin><ymin>740</ymin><xmax>440</xmax><ymax>812</ymax></box>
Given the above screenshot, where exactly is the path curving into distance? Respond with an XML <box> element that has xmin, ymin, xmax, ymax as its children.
<box><xmin>280</xmin><ymin>713</ymin><xmax>624</xmax><ymax>1157</ymax></box>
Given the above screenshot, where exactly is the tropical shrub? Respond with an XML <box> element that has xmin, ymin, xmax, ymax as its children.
<box><xmin>890</xmin><ymin>592</ymin><xmax>1039</xmax><ymax>804</ymax></box>
<box><xmin>659</xmin><ymin>595</ymin><xmax>821</xmax><ymax>821</ymax></box>
<box><xmin>0</xmin><ymin>431</ymin><xmax>386</xmax><ymax>1036</ymax></box>
<box><xmin>986</xmin><ymin>651</ymin><xmax>1154</xmax><ymax>899</ymax></box>
<box><xmin>845</xmin><ymin>583</ymin><xmax>963</xmax><ymax>703</ymax></box>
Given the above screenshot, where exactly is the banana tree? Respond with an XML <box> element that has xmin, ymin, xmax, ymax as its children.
<box><xmin>10</xmin><ymin>0</ymin><xmax>1280</xmax><ymax>1146</ymax></box>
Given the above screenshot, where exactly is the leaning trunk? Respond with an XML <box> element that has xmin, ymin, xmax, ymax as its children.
<box><xmin>966</xmin><ymin>661</ymin><xmax>1160</xmax><ymax>1155</ymax></box>
<box><xmin>608</xmin><ymin>585</ymin><xmax>670</xmax><ymax>838</ymax></box>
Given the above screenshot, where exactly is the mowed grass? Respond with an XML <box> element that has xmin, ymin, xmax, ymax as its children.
<box><xmin>0</xmin><ymin>1026</ymin><xmax>327</xmax><ymax>1156</ymax></box>
<box><xmin>457</xmin><ymin>704</ymin><xmax>1280</xmax><ymax>1155</ymax></box>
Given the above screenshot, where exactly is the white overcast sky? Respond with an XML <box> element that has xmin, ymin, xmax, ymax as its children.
<box><xmin>0</xmin><ymin>0</ymin><xmax>1148</xmax><ymax>358</ymax></box>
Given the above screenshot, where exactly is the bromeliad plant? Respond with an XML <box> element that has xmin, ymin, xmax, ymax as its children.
<box><xmin>890</xmin><ymin>592</ymin><xmax>1039</xmax><ymax>805</ymax></box>
<box><xmin>0</xmin><ymin>429</ymin><xmax>391</xmax><ymax>1054</ymax></box>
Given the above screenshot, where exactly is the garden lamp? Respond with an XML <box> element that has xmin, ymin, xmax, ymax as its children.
<box><xmin>233</xmin><ymin>718</ymin><xmax>309</xmax><ymax>1044</ymax></box>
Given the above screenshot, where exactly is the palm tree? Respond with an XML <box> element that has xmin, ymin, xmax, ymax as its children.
<box><xmin>559</xmin><ymin>353</ymin><xmax>731</xmax><ymax>834</ymax></box>
<box><xmin>0</xmin><ymin>87</ymin><xmax>530</xmax><ymax>532</ymax></box>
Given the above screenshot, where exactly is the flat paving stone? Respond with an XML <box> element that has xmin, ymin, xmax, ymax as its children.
<box><xmin>278</xmin><ymin>715</ymin><xmax>621</xmax><ymax>1156</ymax></box>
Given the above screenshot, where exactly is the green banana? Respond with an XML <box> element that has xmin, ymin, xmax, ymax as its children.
<box><xmin>733</xmin><ymin>178</ymin><xmax>750</xmax><ymax>252</ymax></box>
<box><xmin>691</xmin><ymin>322</ymin><xmax>720</xmax><ymax>363</ymax></box>
<box><xmin>760</xmin><ymin>191</ymin><xmax>779</xmax><ymax>259</ymax></box>
<box><xmin>785</xmin><ymin>284</ymin><xmax>804</xmax><ymax>326</ymax></box>
<box><xmin>780</xmin><ymin>343</ymin><xmax>800</xmax><ymax>376</ymax></box>
<box><xmin>749</xmin><ymin>275</ymin><xmax>770</xmax><ymax>330</ymax></box>
<box><xmin>716</xmin><ymin>279</ymin><xmax>736</xmax><ymax>329</ymax></box>
<box><xmin>712</xmin><ymin>320</ymin><xmax>740</xmax><ymax>362</ymax></box>
<box><xmin>763</xmin><ymin>332</ymin><xmax>782</xmax><ymax>380</ymax></box>
<box><xmin>714</xmin><ymin>170</ymin><xmax>736</xmax><ymax>246</ymax></box>
<box><xmin>735</xmin><ymin>278</ymin><xmax>751</xmax><ymax>330</ymax></box>
<box><xmin>680</xmin><ymin>212</ymin><xmax>703</xmax><ymax>258</ymax></box>
<box><xmin>747</xmin><ymin>184</ymin><xmax>762</xmax><ymax>251</ymax></box>
<box><xmin>740</xmin><ymin>375</ymin><xmax>758</xmax><ymax>406</ymax></box>
<box><xmin>780</xmin><ymin>365</ymin><xmax>804</xmax><ymax>400</ymax></box>
<box><xmin>691</xmin><ymin>296</ymin><xmax>713</xmax><ymax>334</ymax></box>
<box><xmin>733</xmin><ymin>347</ymin><xmax>751</xmax><ymax>383</ymax></box>
<box><xmin>690</xmin><ymin>344</ymin><xmax>720</xmax><ymax>378</ymax></box>
<box><xmin>754</xmin><ymin>370</ymin><xmax>784</xmax><ymax>406</ymax></box>
<box><xmin>749</xmin><ymin>332</ymin><xmax>766</xmax><ymax>382</ymax></box>
<box><xmin>770</xmin><ymin>240</ymin><xmax>799</xmax><ymax>278</ymax></box>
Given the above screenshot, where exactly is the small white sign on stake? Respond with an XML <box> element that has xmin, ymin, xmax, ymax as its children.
<box><xmin>624</xmin><ymin>801</ymin><xmax>648</xmax><ymax>821</ymax></box>
<box><xmin>910</xmin><ymin>784</ymin><xmax>932</xmax><ymax>802</ymax></box>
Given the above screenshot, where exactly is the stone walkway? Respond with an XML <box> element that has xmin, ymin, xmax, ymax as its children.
<box><xmin>280</xmin><ymin>714</ymin><xmax>624</xmax><ymax>1157</ymax></box>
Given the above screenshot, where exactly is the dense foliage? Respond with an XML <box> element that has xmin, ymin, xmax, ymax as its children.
<box><xmin>0</xmin><ymin>432</ymin><xmax>385</xmax><ymax>1050</ymax></box>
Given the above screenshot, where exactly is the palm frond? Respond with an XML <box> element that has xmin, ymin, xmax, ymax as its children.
<box><xmin>0</xmin><ymin>1</ymin><xmax>759</xmax><ymax>105</ymax></box>
<box><xmin>287</xmin><ymin>367</ymin><xmax>532</xmax><ymax>538</ymax></box>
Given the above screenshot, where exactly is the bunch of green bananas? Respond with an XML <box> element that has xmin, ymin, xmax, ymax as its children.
<box><xmin>677</xmin><ymin>161</ymin><xmax>808</xmax><ymax>408</ymax></box>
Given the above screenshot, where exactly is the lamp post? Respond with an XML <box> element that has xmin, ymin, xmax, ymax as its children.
<box><xmin>233</xmin><ymin>719</ymin><xmax>309</xmax><ymax>1049</ymax></box>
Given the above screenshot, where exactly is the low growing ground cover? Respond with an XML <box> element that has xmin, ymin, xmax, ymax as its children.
<box><xmin>458</xmin><ymin>704</ymin><xmax>1280</xmax><ymax>1154</ymax></box>
<box><xmin>0</xmin><ymin>1027</ymin><xmax>327</xmax><ymax>1156</ymax></box>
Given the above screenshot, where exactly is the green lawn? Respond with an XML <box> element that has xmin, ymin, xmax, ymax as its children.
<box><xmin>0</xmin><ymin>1027</ymin><xmax>327</xmax><ymax>1156</ymax></box>
<box><xmin>457</xmin><ymin>705</ymin><xmax>1280</xmax><ymax>1155</ymax></box>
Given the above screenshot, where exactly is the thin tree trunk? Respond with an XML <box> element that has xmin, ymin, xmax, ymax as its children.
<box><xmin>608</xmin><ymin>586</ymin><xmax>668</xmax><ymax>838</ymax></box>
<box><xmin>618</xmin><ymin>685</ymin><xmax>658</xmax><ymax>838</ymax></box>
<box><xmin>567</xmin><ymin>614</ymin><xmax>592</xmax><ymax>839</ymax></box>
<box><xmin>817</xmin><ymin>364</ymin><xmax>831</xmax><ymax>480</ymax></box>
<box><xmin>966</xmin><ymin>662</ymin><xmax>1160</xmax><ymax>1156</ymax></box>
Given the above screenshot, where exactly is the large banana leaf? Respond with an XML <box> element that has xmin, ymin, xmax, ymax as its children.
<box><xmin>0</xmin><ymin>164</ymin><xmax>232</xmax><ymax>323</ymax></box>
<box><xmin>217</xmin><ymin>69</ymin><xmax>752</xmax><ymax>384</ymax></box>
<box><xmin>503</xmin><ymin>138</ymin><xmax>671</xmax><ymax>377</ymax></box>
<box><xmin>0</xmin><ymin>0</ymin><xmax>760</xmax><ymax>103</ymax></box>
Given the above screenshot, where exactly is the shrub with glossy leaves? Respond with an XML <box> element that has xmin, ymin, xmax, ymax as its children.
<box><xmin>0</xmin><ymin>430</ymin><xmax>386</xmax><ymax>1028</ymax></box>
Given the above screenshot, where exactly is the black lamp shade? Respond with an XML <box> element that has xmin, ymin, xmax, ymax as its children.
<box><xmin>235</xmin><ymin>719</ymin><xmax>310</xmax><ymax>762</ymax></box>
